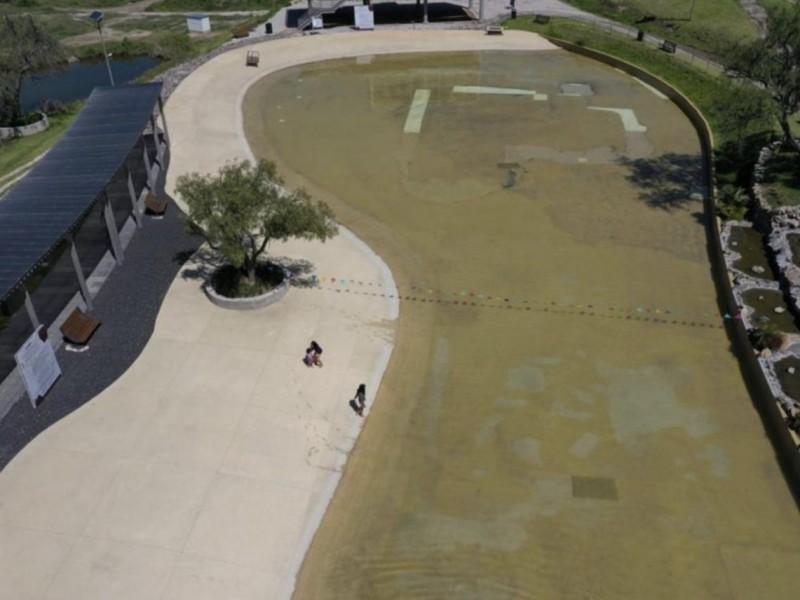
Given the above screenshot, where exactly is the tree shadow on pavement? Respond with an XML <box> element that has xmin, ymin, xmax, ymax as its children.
<box><xmin>617</xmin><ymin>152</ymin><xmax>703</xmax><ymax>210</ymax></box>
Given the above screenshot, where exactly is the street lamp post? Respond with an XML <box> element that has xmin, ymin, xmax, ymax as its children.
<box><xmin>89</xmin><ymin>11</ymin><xmax>114</xmax><ymax>86</ymax></box>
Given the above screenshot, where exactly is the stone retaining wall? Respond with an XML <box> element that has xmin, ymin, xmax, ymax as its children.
<box><xmin>0</xmin><ymin>113</ymin><xmax>49</xmax><ymax>142</ymax></box>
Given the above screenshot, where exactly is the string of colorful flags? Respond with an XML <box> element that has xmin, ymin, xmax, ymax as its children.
<box><xmin>302</xmin><ymin>275</ymin><xmax>743</xmax><ymax>329</ymax></box>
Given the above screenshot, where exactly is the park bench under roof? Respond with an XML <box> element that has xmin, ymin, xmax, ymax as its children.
<box><xmin>0</xmin><ymin>82</ymin><xmax>163</xmax><ymax>303</ymax></box>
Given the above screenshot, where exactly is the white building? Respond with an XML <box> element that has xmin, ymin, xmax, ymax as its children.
<box><xmin>187</xmin><ymin>14</ymin><xmax>211</xmax><ymax>33</ymax></box>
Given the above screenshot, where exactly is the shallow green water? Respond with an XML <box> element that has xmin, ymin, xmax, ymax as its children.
<box><xmin>244</xmin><ymin>51</ymin><xmax>800</xmax><ymax>599</ymax></box>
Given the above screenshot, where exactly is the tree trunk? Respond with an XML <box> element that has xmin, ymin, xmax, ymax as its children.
<box><xmin>779</xmin><ymin>114</ymin><xmax>800</xmax><ymax>155</ymax></box>
<box><xmin>11</xmin><ymin>71</ymin><xmax>25</xmax><ymax>126</ymax></box>
<box><xmin>245</xmin><ymin>261</ymin><xmax>256</xmax><ymax>285</ymax></box>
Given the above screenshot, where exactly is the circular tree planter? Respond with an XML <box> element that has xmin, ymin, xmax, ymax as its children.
<box><xmin>203</xmin><ymin>264</ymin><xmax>290</xmax><ymax>310</ymax></box>
<box><xmin>0</xmin><ymin>112</ymin><xmax>49</xmax><ymax>142</ymax></box>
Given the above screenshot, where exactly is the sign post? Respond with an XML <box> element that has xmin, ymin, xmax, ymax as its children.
<box><xmin>14</xmin><ymin>325</ymin><xmax>61</xmax><ymax>407</ymax></box>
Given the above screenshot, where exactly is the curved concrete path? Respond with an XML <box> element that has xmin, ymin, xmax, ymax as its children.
<box><xmin>0</xmin><ymin>30</ymin><xmax>554</xmax><ymax>600</ymax></box>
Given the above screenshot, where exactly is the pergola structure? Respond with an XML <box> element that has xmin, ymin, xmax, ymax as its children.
<box><xmin>0</xmin><ymin>83</ymin><xmax>169</xmax><ymax>387</ymax></box>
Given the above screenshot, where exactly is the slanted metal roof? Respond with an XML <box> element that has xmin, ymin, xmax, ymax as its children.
<box><xmin>0</xmin><ymin>82</ymin><xmax>162</xmax><ymax>303</ymax></box>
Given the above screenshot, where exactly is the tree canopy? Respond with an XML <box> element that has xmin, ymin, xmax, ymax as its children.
<box><xmin>176</xmin><ymin>159</ymin><xmax>338</xmax><ymax>284</ymax></box>
<box><xmin>0</xmin><ymin>13</ymin><xmax>67</xmax><ymax>126</ymax></box>
<box><xmin>726</xmin><ymin>3</ymin><xmax>800</xmax><ymax>154</ymax></box>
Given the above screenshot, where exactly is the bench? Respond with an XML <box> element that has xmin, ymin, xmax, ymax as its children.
<box><xmin>145</xmin><ymin>191</ymin><xmax>168</xmax><ymax>216</ymax></box>
<box><xmin>661</xmin><ymin>40</ymin><xmax>677</xmax><ymax>54</ymax></box>
<box><xmin>60</xmin><ymin>308</ymin><xmax>101</xmax><ymax>345</ymax></box>
<box><xmin>246</xmin><ymin>50</ymin><xmax>260</xmax><ymax>67</ymax></box>
<box><xmin>486</xmin><ymin>25</ymin><xmax>503</xmax><ymax>35</ymax></box>
<box><xmin>534</xmin><ymin>14</ymin><xmax>550</xmax><ymax>24</ymax></box>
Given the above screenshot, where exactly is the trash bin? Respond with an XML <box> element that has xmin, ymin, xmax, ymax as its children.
<box><xmin>636</xmin><ymin>29</ymin><xmax>645</xmax><ymax>42</ymax></box>
<box><xmin>265</xmin><ymin>22</ymin><xmax>273</xmax><ymax>34</ymax></box>
<box><xmin>511</xmin><ymin>8</ymin><xmax>517</xmax><ymax>18</ymax></box>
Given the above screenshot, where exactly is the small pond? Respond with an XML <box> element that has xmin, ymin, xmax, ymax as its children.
<box><xmin>787</xmin><ymin>233</ymin><xmax>800</xmax><ymax>269</ymax></box>
<box><xmin>741</xmin><ymin>288</ymin><xmax>799</xmax><ymax>333</ymax></box>
<box><xmin>20</xmin><ymin>56</ymin><xmax>159</xmax><ymax>113</ymax></box>
<box><xmin>729</xmin><ymin>225</ymin><xmax>779</xmax><ymax>281</ymax></box>
<box><xmin>774</xmin><ymin>355</ymin><xmax>800</xmax><ymax>403</ymax></box>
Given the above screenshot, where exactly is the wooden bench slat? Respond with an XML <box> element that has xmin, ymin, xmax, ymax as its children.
<box><xmin>60</xmin><ymin>308</ymin><xmax>101</xmax><ymax>345</ymax></box>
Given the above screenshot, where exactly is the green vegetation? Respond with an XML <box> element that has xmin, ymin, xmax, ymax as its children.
<box><xmin>0</xmin><ymin>13</ymin><xmax>68</xmax><ymax>126</ymax></box>
<box><xmin>561</xmin><ymin>0</ymin><xmax>758</xmax><ymax>56</ymax></box>
<box><xmin>0</xmin><ymin>106</ymin><xmax>80</xmax><ymax>179</ymax></box>
<box><xmin>716</xmin><ymin>185</ymin><xmax>749</xmax><ymax>220</ymax></box>
<box><xmin>761</xmin><ymin>149</ymin><xmax>800</xmax><ymax>208</ymax></box>
<box><xmin>147</xmin><ymin>0</ymin><xmax>286</xmax><ymax>12</ymax></box>
<box><xmin>750</xmin><ymin>321</ymin><xmax>786</xmax><ymax>351</ymax></box>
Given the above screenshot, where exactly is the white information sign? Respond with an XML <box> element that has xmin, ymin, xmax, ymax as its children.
<box><xmin>14</xmin><ymin>326</ymin><xmax>61</xmax><ymax>407</ymax></box>
<box><xmin>311</xmin><ymin>15</ymin><xmax>324</xmax><ymax>29</ymax></box>
<box><xmin>354</xmin><ymin>5</ymin><xmax>374</xmax><ymax>30</ymax></box>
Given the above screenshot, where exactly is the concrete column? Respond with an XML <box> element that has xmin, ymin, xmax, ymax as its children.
<box><xmin>423</xmin><ymin>0</ymin><xmax>428</xmax><ymax>23</ymax></box>
<box><xmin>127</xmin><ymin>165</ymin><xmax>142</xmax><ymax>227</ymax></box>
<box><xmin>468</xmin><ymin>0</ymin><xmax>473</xmax><ymax>9</ymax></box>
<box><xmin>151</xmin><ymin>113</ymin><xmax>164</xmax><ymax>165</ymax></box>
<box><xmin>158</xmin><ymin>95</ymin><xmax>170</xmax><ymax>149</ymax></box>
<box><xmin>103</xmin><ymin>193</ymin><xmax>124</xmax><ymax>266</ymax></box>
<box><xmin>23</xmin><ymin>285</ymin><xmax>39</xmax><ymax>330</ymax></box>
<box><xmin>479</xmin><ymin>0</ymin><xmax>484</xmax><ymax>20</ymax></box>
<box><xmin>143</xmin><ymin>140</ymin><xmax>153</xmax><ymax>189</ymax></box>
<box><xmin>69</xmin><ymin>235</ymin><xmax>92</xmax><ymax>310</ymax></box>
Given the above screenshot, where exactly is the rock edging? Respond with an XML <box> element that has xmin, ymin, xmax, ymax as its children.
<box><xmin>203</xmin><ymin>270</ymin><xmax>290</xmax><ymax>310</ymax></box>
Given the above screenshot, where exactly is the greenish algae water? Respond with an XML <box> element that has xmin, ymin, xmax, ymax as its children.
<box><xmin>243</xmin><ymin>51</ymin><xmax>800</xmax><ymax>599</ymax></box>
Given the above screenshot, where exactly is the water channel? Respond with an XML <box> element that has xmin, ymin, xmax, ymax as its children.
<box><xmin>244</xmin><ymin>50</ymin><xmax>800</xmax><ymax>598</ymax></box>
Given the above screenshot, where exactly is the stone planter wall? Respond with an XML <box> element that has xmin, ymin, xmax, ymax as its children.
<box><xmin>0</xmin><ymin>113</ymin><xmax>49</xmax><ymax>142</ymax></box>
<box><xmin>203</xmin><ymin>269</ymin><xmax>290</xmax><ymax>310</ymax></box>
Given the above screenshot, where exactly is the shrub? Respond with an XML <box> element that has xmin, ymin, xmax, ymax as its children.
<box><xmin>150</xmin><ymin>31</ymin><xmax>192</xmax><ymax>60</ymax></box>
<box><xmin>717</xmin><ymin>185</ymin><xmax>750</xmax><ymax>220</ymax></box>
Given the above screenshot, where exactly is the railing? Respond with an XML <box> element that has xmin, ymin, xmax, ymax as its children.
<box><xmin>297</xmin><ymin>0</ymin><xmax>349</xmax><ymax>31</ymax></box>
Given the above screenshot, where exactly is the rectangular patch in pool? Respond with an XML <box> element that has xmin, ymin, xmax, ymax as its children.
<box><xmin>571</xmin><ymin>476</ymin><xmax>618</xmax><ymax>501</ymax></box>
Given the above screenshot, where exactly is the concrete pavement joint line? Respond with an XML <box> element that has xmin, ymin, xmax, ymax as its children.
<box><xmin>403</xmin><ymin>89</ymin><xmax>431</xmax><ymax>134</ymax></box>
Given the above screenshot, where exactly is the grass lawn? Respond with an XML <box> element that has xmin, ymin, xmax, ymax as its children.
<box><xmin>561</xmin><ymin>0</ymin><xmax>759</xmax><ymax>56</ymax></box>
<box><xmin>0</xmin><ymin>110</ymin><xmax>80</xmax><ymax>182</ymax></box>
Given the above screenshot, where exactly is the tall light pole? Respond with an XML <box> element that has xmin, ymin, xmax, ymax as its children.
<box><xmin>89</xmin><ymin>11</ymin><xmax>114</xmax><ymax>86</ymax></box>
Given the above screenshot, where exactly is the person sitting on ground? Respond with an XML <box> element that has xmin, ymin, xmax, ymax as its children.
<box><xmin>303</xmin><ymin>346</ymin><xmax>315</xmax><ymax>367</ymax></box>
<box><xmin>310</xmin><ymin>340</ymin><xmax>323</xmax><ymax>367</ymax></box>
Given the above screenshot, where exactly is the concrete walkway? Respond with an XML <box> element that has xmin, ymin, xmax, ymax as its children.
<box><xmin>0</xmin><ymin>30</ymin><xmax>555</xmax><ymax>600</ymax></box>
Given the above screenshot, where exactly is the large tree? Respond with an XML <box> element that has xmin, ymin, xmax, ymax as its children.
<box><xmin>0</xmin><ymin>14</ymin><xmax>67</xmax><ymax>126</ymax></box>
<box><xmin>727</xmin><ymin>4</ymin><xmax>800</xmax><ymax>154</ymax></box>
<box><xmin>176</xmin><ymin>159</ymin><xmax>338</xmax><ymax>285</ymax></box>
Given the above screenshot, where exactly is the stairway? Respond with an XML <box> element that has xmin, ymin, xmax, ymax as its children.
<box><xmin>296</xmin><ymin>0</ymin><xmax>350</xmax><ymax>31</ymax></box>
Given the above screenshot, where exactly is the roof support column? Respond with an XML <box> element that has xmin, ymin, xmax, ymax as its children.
<box><xmin>23</xmin><ymin>284</ymin><xmax>40</xmax><ymax>330</ymax></box>
<box><xmin>127</xmin><ymin>165</ymin><xmax>143</xmax><ymax>228</ymax></box>
<box><xmin>103</xmin><ymin>192</ymin><xmax>124</xmax><ymax>266</ymax></box>
<box><xmin>143</xmin><ymin>139</ymin><xmax>154</xmax><ymax>190</ymax></box>
<box><xmin>157</xmin><ymin>94</ymin><xmax>170</xmax><ymax>150</ymax></box>
<box><xmin>479</xmin><ymin>0</ymin><xmax>484</xmax><ymax>20</ymax></box>
<box><xmin>69</xmin><ymin>234</ymin><xmax>93</xmax><ymax>311</ymax></box>
<box><xmin>151</xmin><ymin>113</ymin><xmax>164</xmax><ymax>166</ymax></box>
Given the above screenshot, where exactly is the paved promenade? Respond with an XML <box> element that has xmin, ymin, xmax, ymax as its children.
<box><xmin>0</xmin><ymin>30</ymin><xmax>555</xmax><ymax>600</ymax></box>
